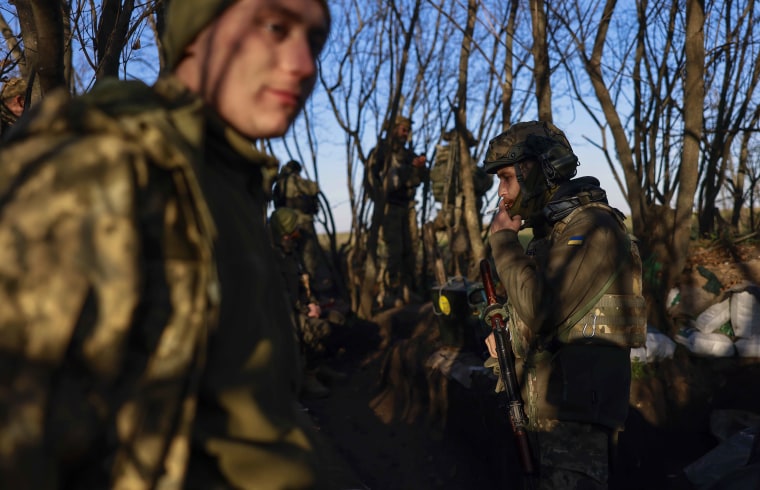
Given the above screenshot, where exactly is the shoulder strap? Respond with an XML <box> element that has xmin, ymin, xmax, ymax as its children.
<box><xmin>550</xmin><ymin>202</ymin><xmax>631</xmax><ymax>330</ymax></box>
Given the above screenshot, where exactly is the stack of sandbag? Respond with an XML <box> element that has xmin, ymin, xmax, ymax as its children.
<box><xmin>630</xmin><ymin>324</ymin><xmax>677</xmax><ymax>363</ymax></box>
<box><xmin>730</xmin><ymin>286</ymin><xmax>760</xmax><ymax>357</ymax></box>
<box><xmin>673</xmin><ymin>282</ymin><xmax>760</xmax><ymax>358</ymax></box>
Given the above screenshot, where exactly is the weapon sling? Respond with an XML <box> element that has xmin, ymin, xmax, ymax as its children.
<box><xmin>479</xmin><ymin>259</ymin><xmax>536</xmax><ymax>477</ymax></box>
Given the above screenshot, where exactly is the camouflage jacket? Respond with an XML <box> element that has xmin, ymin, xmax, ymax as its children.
<box><xmin>365</xmin><ymin>140</ymin><xmax>427</xmax><ymax>205</ymax></box>
<box><xmin>0</xmin><ymin>76</ymin><xmax>323</xmax><ymax>489</ymax></box>
<box><xmin>273</xmin><ymin>169</ymin><xmax>320</xmax><ymax>215</ymax></box>
<box><xmin>489</xmin><ymin>177</ymin><xmax>644</xmax><ymax>430</ymax></box>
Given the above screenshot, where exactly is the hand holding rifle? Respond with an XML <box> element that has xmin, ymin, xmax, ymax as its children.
<box><xmin>480</xmin><ymin>259</ymin><xmax>536</xmax><ymax>477</ymax></box>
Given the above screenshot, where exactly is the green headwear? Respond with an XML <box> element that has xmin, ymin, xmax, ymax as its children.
<box><xmin>270</xmin><ymin>207</ymin><xmax>299</xmax><ymax>237</ymax></box>
<box><xmin>284</xmin><ymin>160</ymin><xmax>302</xmax><ymax>174</ymax></box>
<box><xmin>1</xmin><ymin>77</ymin><xmax>27</xmax><ymax>100</ymax></box>
<box><xmin>483</xmin><ymin>121</ymin><xmax>579</xmax><ymax>220</ymax></box>
<box><xmin>162</xmin><ymin>0</ymin><xmax>332</xmax><ymax>71</ymax></box>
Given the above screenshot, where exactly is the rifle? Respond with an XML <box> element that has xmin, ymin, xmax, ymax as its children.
<box><xmin>479</xmin><ymin>259</ymin><xmax>536</xmax><ymax>477</ymax></box>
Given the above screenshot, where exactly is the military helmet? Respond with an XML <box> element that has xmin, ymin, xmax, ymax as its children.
<box><xmin>270</xmin><ymin>207</ymin><xmax>299</xmax><ymax>237</ymax></box>
<box><xmin>284</xmin><ymin>160</ymin><xmax>302</xmax><ymax>173</ymax></box>
<box><xmin>1</xmin><ymin>77</ymin><xmax>27</xmax><ymax>100</ymax></box>
<box><xmin>162</xmin><ymin>0</ymin><xmax>331</xmax><ymax>70</ymax></box>
<box><xmin>394</xmin><ymin>115</ymin><xmax>412</xmax><ymax>128</ymax></box>
<box><xmin>483</xmin><ymin>121</ymin><xmax>578</xmax><ymax>185</ymax></box>
<box><xmin>383</xmin><ymin>114</ymin><xmax>412</xmax><ymax>132</ymax></box>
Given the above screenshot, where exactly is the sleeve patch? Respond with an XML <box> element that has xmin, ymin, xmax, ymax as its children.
<box><xmin>567</xmin><ymin>235</ymin><xmax>585</xmax><ymax>246</ymax></box>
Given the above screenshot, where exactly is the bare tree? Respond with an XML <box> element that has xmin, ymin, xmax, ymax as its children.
<box><xmin>454</xmin><ymin>0</ymin><xmax>486</xmax><ymax>275</ymax></box>
<box><xmin>696</xmin><ymin>0</ymin><xmax>760</xmax><ymax>236</ymax></box>
<box><xmin>529</xmin><ymin>0</ymin><xmax>552</xmax><ymax>121</ymax></box>
<box><xmin>1</xmin><ymin>1</ymin><xmax>163</xmax><ymax>100</ymax></box>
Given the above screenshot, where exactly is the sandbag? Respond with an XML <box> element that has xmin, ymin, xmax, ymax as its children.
<box><xmin>675</xmin><ymin>328</ymin><xmax>735</xmax><ymax>357</ymax></box>
<box><xmin>694</xmin><ymin>299</ymin><xmax>731</xmax><ymax>334</ymax></box>
<box><xmin>735</xmin><ymin>338</ymin><xmax>760</xmax><ymax>358</ymax></box>
<box><xmin>730</xmin><ymin>290</ymin><xmax>760</xmax><ymax>339</ymax></box>
<box><xmin>630</xmin><ymin>325</ymin><xmax>676</xmax><ymax>363</ymax></box>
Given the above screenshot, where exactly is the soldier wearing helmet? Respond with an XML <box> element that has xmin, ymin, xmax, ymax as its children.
<box><xmin>0</xmin><ymin>77</ymin><xmax>27</xmax><ymax>136</ymax></box>
<box><xmin>272</xmin><ymin>159</ymin><xmax>334</xmax><ymax>295</ymax></box>
<box><xmin>483</xmin><ymin>121</ymin><xmax>646</xmax><ymax>489</ymax></box>
<box><xmin>365</xmin><ymin>114</ymin><xmax>428</xmax><ymax>308</ymax></box>
<box><xmin>0</xmin><ymin>1</ymin><xmax>348</xmax><ymax>488</ymax></box>
<box><xmin>269</xmin><ymin>208</ymin><xmax>347</xmax><ymax>400</ymax></box>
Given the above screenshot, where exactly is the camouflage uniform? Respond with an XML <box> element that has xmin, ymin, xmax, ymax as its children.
<box><xmin>430</xmin><ymin>129</ymin><xmax>493</xmax><ymax>277</ymax></box>
<box><xmin>366</xmin><ymin>117</ymin><xmax>428</xmax><ymax>306</ymax></box>
<box><xmin>0</xmin><ymin>74</ymin><xmax>328</xmax><ymax>488</ymax></box>
<box><xmin>1</xmin><ymin>77</ymin><xmax>27</xmax><ymax>136</ymax></box>
<box><xmin>270</xmin><ymin>208</ymin><xmax>335</xmax><ymax>376</ymax></box>
<box><xmin>272</xmin><ymin>161</ymin><xmax>332</xmax><ymax>295</ymax></box>
<box><xmin>485</xmin><ymin>122</ymin><xmax>646</xmax><ymax>489</ymax></box>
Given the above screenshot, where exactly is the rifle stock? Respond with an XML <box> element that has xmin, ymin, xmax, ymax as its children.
<box><xmin>479</xmin><ymin>259</ymin><xmax>536</xmax><ymax>476</ymax></box>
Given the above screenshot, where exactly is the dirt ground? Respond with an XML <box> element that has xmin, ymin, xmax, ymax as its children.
<box><xmin>303</xmin><ymin>240</ymin><xmax>760</xmax><ymax>490</ymax></box>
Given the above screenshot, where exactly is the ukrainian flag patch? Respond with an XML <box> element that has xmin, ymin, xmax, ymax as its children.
<box><xmin>567</xmin><ymin>235</ymin><xmax>585</xmax><ymax>246</ymax></box>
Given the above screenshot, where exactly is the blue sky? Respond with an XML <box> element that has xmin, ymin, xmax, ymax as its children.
<box><xmin>0</xmin><ymin>1</ymin><xmax>630</xmax><ymax>234</ymax></box>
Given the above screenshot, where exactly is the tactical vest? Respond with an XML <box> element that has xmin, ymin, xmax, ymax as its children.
<box><xmin>272</xmin><ymin>172</ymin><xmax>319</xmax><ymax>214</ymax></box>
<box><xmin>511</xmin><ymin>201</ymin><xmax>646</xmax><ymax>355</ymax></box>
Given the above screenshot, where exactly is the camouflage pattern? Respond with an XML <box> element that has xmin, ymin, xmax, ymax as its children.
<box><xmin>272</xmin><ymin>164</ymin><xmax>331</xmax><ymax>293</ymax></box>
<box><xmin>430</xmin><ymin>136</ymin><xmax>493</xmax><ymax>276</ymax></box>
<box><xmin>489</xmin><ymin>175</ymin><xmax>643</xmax><ymax>488</ymax></box>
<box><xmin>482</xmin><ymin>120</ymin><xmax>573</xmax><ymax>173</ymax></box>
<box><xmin>1</xmin><ymin>76</ymin><xmax>27</xmax><ymax>99</ymax></box>
<box><xmin>273</xmin><ymin>227</ymin><xmax>333</xmax><ymax>369</ymax></box>
<box><xmin>378</xmin><ymin>200</ymin><xmax>419</xmax><ymax>302</ymax></box>
<box><xmin>271</xmin><ymin>206</ymin><xmax>299</xmax><ymax>237</ymax></box>
<box><xmin>1</xmin><ymin>77</ymin><xmax>27</xmax><ymax>134</ymax></box>
<box><xmin>0</xmin><ymin>76</ymin><xmax>326</xmax><ymax>488</ymax></box>
<box><xmin>366</xmin><ymin>135</ymin><xmax>428</xmax><ymax>305</ymax></box>
<box><xmin>534</xmin><ymin>420</ymin><xmax>611</xmax><ymax>489</ymax></box>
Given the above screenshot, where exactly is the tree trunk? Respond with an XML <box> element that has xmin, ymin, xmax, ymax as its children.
<box><xmin>96</xmin><ymin>0</ymin><xmax>135</xmax><ymax>79</ymax></box>
<box><xmin>357</xmin><ymin>0</ymin><xmax>422</xmax><ymax>319</ymax></box>
<box><xmin>666</xmin><ymin>0</ymin><xmax>704</xmax><ymax>329</ymax></box>
<box><xmin>530</xmin><ymin>0</ymin><xmax>552</xmax><ymax>122</ymax></box>
<box><xmin>26</xmin><ymin>0</ymin><xmax>65</xmax><ymax>97</ymax></box>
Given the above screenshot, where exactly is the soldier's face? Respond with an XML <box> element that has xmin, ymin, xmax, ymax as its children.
<box><xmin>2</xmin><ymin>95</ymin><xmax>24</xmax><ymax>117</ymax></box>
<box><xmin>496</xmin><ymin>164</ymin><xmax>521</xmax><ymax>213</ymax></box>
<box><xmin>175</xmin><ymin>0</ymin><xmax>328</xmax><ymax>139</ymax></box>
<box><xmin>394</xmin><ymin>124</ymin><xmax>410</xmax><ymax>141</ymax></box>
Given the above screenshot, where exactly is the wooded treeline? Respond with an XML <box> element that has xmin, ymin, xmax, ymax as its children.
<box><xmin>2</xmin><ymin>0</ymin><xmax>759</xmax><ymax>327</ymax></box>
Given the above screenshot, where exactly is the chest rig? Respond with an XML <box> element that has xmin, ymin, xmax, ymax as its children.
<box><xmin>517</xmin><ymin>197</ymin><xmax>646</xmax><ymax>352</ymax></box>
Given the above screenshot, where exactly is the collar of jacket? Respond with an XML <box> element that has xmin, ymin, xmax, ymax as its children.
<box><xmin>153</xmin><ymin>75</ymin><xmax>278</xmax><ymax>170</ymax></box>
<box><xmin>542</xmin><ymin>177</ymin><xmax>608</xmax><ymax>224</ymax></box>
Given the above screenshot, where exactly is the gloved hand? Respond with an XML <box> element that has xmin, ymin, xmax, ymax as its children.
<box><xmin>483</xmin><ymin>356</ymin><xmax>505</xmax><ymax>393</ymax></box>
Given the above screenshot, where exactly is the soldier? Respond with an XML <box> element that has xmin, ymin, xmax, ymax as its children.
<box><xmin>0</xmin><ymin>76</ymin><xmax>27</xmax><ymax>136</ymax></box>
<box><xmin>482</xmin><ymin>121</ymin><xmax>646</xmax><ymax>489</ymax></box>
<box><xmin>430</xmin><ymin>127</ymin><xmax>493</xmax><ymax>278</ymax></box>
<box><xmin>272</xmin><ymin>159</ymin><xmax>333</xmax><ymax>296</ymax></box>
<box><xmin>366</xmin><ymin>115</ymin><xmax>428</xmax><ymax>308</ymax></box>
<box><xmin>270</xmin><ymin>207</ymin><xmax>346</xmax><ymax>400</ymax></box>
<box><xmin>0</xmin><ymin>0</ymin><xmax>334</xmax><ymax>488</ymax></box>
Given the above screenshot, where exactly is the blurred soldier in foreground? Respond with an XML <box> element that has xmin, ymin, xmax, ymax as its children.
<box><xmin>0</xmin><ymin>0</ymin><xmax>333</xmax><ymax>488</ymax></box>
<box><xmin>483</xmin><ymin>121</ymin><xmax>646</xmax><ymax>489</ymax></box>
<box><xmin>1</xmin><ymin>76</ymin><xmax>27</xmax><ymax>136</ymax></box>
<box><xmin>365</xmin><ymin>115</ymin><xmax>428</xmax><ymax>308</ymax></box>
<box><xmin>273</xmin><ymin>159</ymin><xmax>334</xmax><ymax>296</ymax></box>
<box><xmin>270</xmin><ymin>207</ymin><xmax>347</xmax><ymax>400</ymax></box>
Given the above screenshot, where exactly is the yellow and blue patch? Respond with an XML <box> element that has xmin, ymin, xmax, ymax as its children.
<box><xmin>567</xmin><ymin>235</ymin><xmax>585</xmax><ymax>246</ymax></box>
